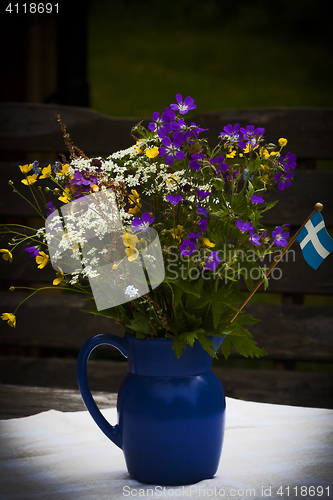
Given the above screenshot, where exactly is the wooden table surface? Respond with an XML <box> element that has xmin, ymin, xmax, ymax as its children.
<box><xmin>0</xmin><ymin>384</ymin><xmax>117</xmax><ymax>420</ymax></box>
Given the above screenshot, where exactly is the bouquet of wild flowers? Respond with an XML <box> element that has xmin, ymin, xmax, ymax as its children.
<box><xmin>1</xmin><ymin>94</ymin><xmax>296</xmax><ymax>358</ymax></box>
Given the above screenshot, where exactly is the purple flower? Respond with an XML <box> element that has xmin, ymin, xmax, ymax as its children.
<box><xmin>249</xmin><ymin>229</ymin><xmax>261</xmax><ymax>246</ymax></box>
<box><xmin>166</xmin><ymin>194</ymin><xmax>183</xmax><ymax>205</ymax></box>
<box><xmin>196</xmin><ymin>187</ymin><xmax>210</xmax><ymax>200</ymax></box>
<box><xmin>188</xmin><ymin>122</ymin><xmax>209</xmax><ymax>140</ymax></box>
<box><xmin>25</xmin><ymin>246</ymin><xmax>40</xmax><ymax>258</ymax></box>
<box><xmin>274</xmin><ymin>171</ymin><xmax>294</xmax><ymax>190</ymax></box>
<box><xmin>197</xmin><ymin>219</ymin><xmax>208</xmax><ymax>231</ymax></box>
<box><xmin>205</xmin><ymin>251</ymin><xmax>221</xmax><ymax>271</ymax></box>
<box><xmin>188</xmin><ymin>231</ymin><xmax>202</xmax><ymax>241</ymax></box>
<box><xmin>189</xmin><ymin>152</ymin><xmax>205</xmax><ymax>171</ymax></box>
<box><xmin>251</xmin><ymin>194</ymin><xmax>265</xmax><ymax>204</ymax></box>
<box><xmin>170</xmin><ymin>94</ymin><xmax>196</xmax><ymax>115</ymax></box>
<box><xmin>210</xmin><ymin>156</ymin><xmax>229</xmax><ymax>180</ymax></box>
<box><xmin>46</xmin><ymin>201</ymin><xmax>55</xmax><ymax>216</ymax></box>
<box><xmin>70</xmin><ymin>171</ymin><xmax>97</xmax><ymax>188</ymax></box>
<box><xmin>148</xmin><ymin>107</ymin><xmax>176</xmax><ymax>138</ymax></box>
<box><xmin>158</xmin><ymin>136</ymin><xmax>185</xmax><ymax>166</ymax></box>
<box><xmin>279</xmin><ymin>152</ymin><xmax>297</xmax><ymax>171</ymax></box>
<box><xmin>131</xmin><ymin>212</ymin><xmax>155</xmax><ymax>232</ymax></box>
<box><xmin>197</xmin><ymin>204</ymin><xmax>209</xmax><ymax>218</ymax></box>
<box><xmin>220</xmin><ymin>124</ymin><xmax>242</xmax><ymax>144</ymax></box>
<box><xmin>236</xmin><ymin>220</ymin><xmax>253</xmax><ymax>232</ymax></box>
<box><xmin>180</xmin><ymin>239</ymin><xmax>197</xmax><ymax>255</ymax></box>
<box><xmin>240</xmin><ymin>125</ymin><xmax>265</xmax><ymax>141</ymax></box>
<box><xmin>272</xmin><ymin>226</ymin><xmax>289</xmax><ymax>247</ymax></box>
<box><xmin>171</xmin><ymin>119</ymin><xmax>191</xmax><ymax>142</ymax></box>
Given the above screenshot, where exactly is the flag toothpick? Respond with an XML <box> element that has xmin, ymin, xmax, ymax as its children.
<box><xmin>229</xmin><ymin>202</ymin><xmax>327</xmax><ymax>324</ymax></box>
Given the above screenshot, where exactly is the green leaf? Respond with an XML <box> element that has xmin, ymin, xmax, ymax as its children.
<box><xmin>183</xmin><ymin>310</ymin><xmax>202</xmax><ymax>331</ymax></box>
<box><xmin>173</xmin><ymin>279</ymin><xmax>201</xmax><ymax>297</ymax></box>
<box><xmin>129</xmin><ymin>311</ymin><xmax>150</xmax><ymax>335</ymax></box>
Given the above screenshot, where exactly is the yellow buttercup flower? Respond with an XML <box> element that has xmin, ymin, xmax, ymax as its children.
<box><xmin>122</xmin><ymin>231</ymin><xmax>139</xmax><ymax>248</ymax></box>
<box><xmin>1</xmin><ymin>312</ymin><xmax>16</xmax><ymax>328</ymax></box>
<box><xmin>128</xmin><ymin>189</ymin><xmax>141</xmax><ymax>214</ymax></box>
<box><xmin>261</xmin><ymin>164</ymin><xmax>270</xmax><ymax>171</ymax></box>
<box><xmin>201</xmin><ymin>237</ymin><xmax>216</xmax><ymax>248</ymax></box>
<box><xmin>55</xmin><ymin>163</ymin><xmax>70</xmax><ymax>176</ymax></box>
<box><xmin>0</xmin><ymin>249</ymin><xmax>13</xmax><ymax>263</ymax></box>
<box><xmin>260</xmin><ymin>175</ymin><xmax>269</xmax><ymax>184</ymax></box>
<box><xmin>125</xmin><ymin>246</ymin><xmax>139</xmax><ymax>261</ymax></box>
<box><xmin>171</xmin><ymin>225</ymin><xmax>184</xmax><ymax>241</ymax></box>
<box><xmin>19</xmin><ymin>164</ymin><xmax>33</xmax><ymax>174</ymax></box>
<box><xmin>58</xmin><ymin>185</ymin><xmax>75</xmax><ymax>204</ymax></box>
<box><xmin>128</xmin><ymin>189</ymin><xmax>140</xmax><ymax>205</ymax></box>
<box><xmin>21</xmin><ymin>174</ymin><xmax>37</xmax><ymax>185</ymax></box>
<box><xmin>260</xmin><ymin>148</ymin><xmax>270</xmax><ymax>159</ymax></box>
<box><xmin>36</xmin><ymin>251</ymin><xmax>49</xmax><ymax>269</ymax></box>
<box><xmin>243</xmin><ymin>143</ymin><xmax>259</xmax><ymax>154</ymax></box>
<box><xmin>128</xmin><ymin>204</ymin><xmax>141</xmax><ymax>214</ymax></box>
<box><xmin>226</xmin><ymin>147</ymin><xmax>236</xmax><ymax>159</ymax></box>
<box><xmin>146</xmin><ymin>147</ymin><xmax>159</xmax><ymax>159</ymax></box>
<box><xmin>278</xmin><ymin>138</ymin><xmax>288</xmax><ymax>147</ymax></box>
<box><xmin>122</xmin><ymin>231</ymin><xmax>140</xmax><ymax>261</ymax></box>
<box><xmin>53</xmin><ymin>267</ymin><xmax>64</xmax><ymax>286</ymax></box>
<box><xmin>39</xmin><ymin>164</ymin><xmax>52</xmax><ymax>179</ymax></box>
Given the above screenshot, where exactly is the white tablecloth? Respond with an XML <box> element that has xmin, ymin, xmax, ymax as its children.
<box><xmin>0</xmin><ymin>398</ymin><xmax>332</xmax><ymax>500</ymax></box>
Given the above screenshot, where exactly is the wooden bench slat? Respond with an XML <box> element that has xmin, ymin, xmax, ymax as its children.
<box><xmin>1</xmin><ymin>293</ymin><xmax>332</xmax><ymax>362</ymax></box>
<box><xmin>1</xmin><ymin>103</ymin><xmax>333</xmax><ymax>159</ymax></box>
<box><xmin>0</xmin><ymin>292</ymin><xmax>124</xmax><ymax>350</ymax></box>
<box><xmin>0</xmin><ymin>102</ymin><xmax>139</xmax><ymax>154</ymax></box>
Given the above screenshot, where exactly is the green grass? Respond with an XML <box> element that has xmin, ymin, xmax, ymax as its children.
<box><xmin>88</xmin><ymin>1</ymin><xmax>333</xmax><ymax>118</ymax></box>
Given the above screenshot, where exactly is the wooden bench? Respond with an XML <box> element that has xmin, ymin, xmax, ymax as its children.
<box><xmin>1</xmin><ymin>102</ymin><xmax>333</xmax><ymax>415</ymax></box>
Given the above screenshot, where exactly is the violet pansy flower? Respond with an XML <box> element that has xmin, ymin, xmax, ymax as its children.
<box><xmin>272</xmin><ymin>226</ymin><xmax>289</xmax><ymax>247</ymax></box>
<box><xmin>274</xmin><ymin>171</ymin><xmax>293</xmax><ymax>190</ymax></box>
<box><xmin>25</xmin><ymin>246</ymin><xmax>40</xmax><ymax>258</ymax></box>
<box><xmin>170</xmin><ymin>94</ymin><xmax>196</xmax><ymax>115</ymax></box>
<box><xmin>166</xmin><ymin>194</ymin><xmax>183</xmax><ymax>206</ymax></box>
<box><xmin>205</xmin><ymin>251</ymin><xmax>221</xmax><ymax>271</ymax></box>
<box><xmin>220</xmin><ymin>123</ymin><xmax>242</xmax><ymax>144</ymax></box>
<box><xmin>197</xmin><ymin>219</ymin><xmax>208</xmax><ymax>231</ymax></box>
<box><xmin>131</xmin><ymin>212</ymin><xmax>155</xmax><ymax>232</ymax></box>
<box><xmin>249</xmin><ymin>229</ymin><xmax>261</xmax><ymax>246</ymax></box>
<box><xmin>189</xmin><ymin>152</ymin><xmax>205</xmax><ymax>171</ymax></box>
<box><xmin>236</xmin><ymin>220</ymin><xmax>253</xmax><ymax>233</ymax></box>
<box><xmin>46</xmin><ymin>201</ymin><xmax>55</xmax><ymax>216</ymax></box>
<box><xmin>180</xmin><ymin>239</ymin><xmax>197</xmax><ymax>256</ymax></box>
<box><xmin>196</xmin><ymin>188</ymin><xmax>210</xmax><ymax>200</ymax></box>
<box><xmin>148</xmin><ymin>107</ymin><xmax>175</xmax><ymax>138</ymax></box>
<box><xmin>279</xmin><ymin>152</ymin><xmax>297</xmax><ymax>171</ymax></box>
<box><xmin>158</xmin><ymin>137</ymin><xmax>185</xmax><ymax>166</ymax></box>
<box><xmin>251</xmin><ymin>194</ymin><xmax>265</xmax><ymax>204</ymax></box>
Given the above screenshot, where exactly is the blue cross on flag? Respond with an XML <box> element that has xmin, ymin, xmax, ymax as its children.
<box><xmin>296</xmin><ymin>211</ymin><xmax>333</xmax><ymax>269</ymax></box>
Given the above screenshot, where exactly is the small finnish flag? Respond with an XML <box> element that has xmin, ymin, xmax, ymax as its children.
<box><xmin>296</xmin><ymin>211</ymin><xmax>333</xmax><ymax>269</ymax></box>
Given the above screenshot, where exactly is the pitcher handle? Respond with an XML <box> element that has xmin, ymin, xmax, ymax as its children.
<box><xmin>77</xmin><ymin>333</ymin><xmax>128</xmax><ymax>449</ymax></box>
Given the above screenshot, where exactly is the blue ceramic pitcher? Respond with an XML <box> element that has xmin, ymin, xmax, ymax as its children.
<box><xmin>77</xmin><ymin>333</ymin><xmax>226</xmax><ymax>485</ymax></box>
